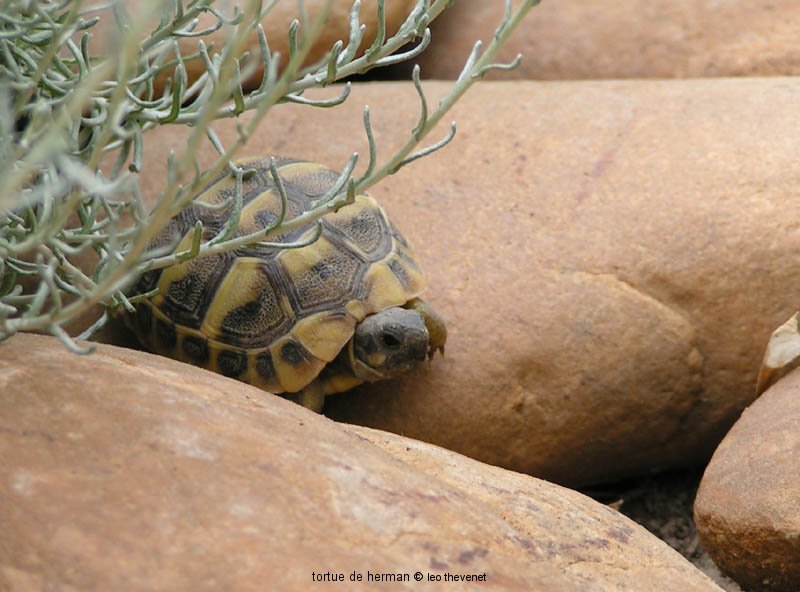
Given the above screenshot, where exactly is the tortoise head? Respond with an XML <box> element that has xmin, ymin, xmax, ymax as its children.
<box><xmin>348</xmin><ymin>307</ymin><xmax>430</xmax><ymax>382</ymax></box>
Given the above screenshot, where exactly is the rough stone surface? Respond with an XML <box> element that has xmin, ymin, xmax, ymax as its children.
<box><xmin>415</xmin><ymin>1</ymin><xmax>800</xmax><ymax>80</ymax></box>
<box><xmin>0</xmin><ymin>333</ymin><xmax>721</xmax><ymax>591</ymax></box>
<box><xmin>126</xmin><ymin>78</ymin><xmax>800</xmax><ymax>486</ymax></box>
<box><xmin>694</xmin><ymin>368</ymin><xmax>800</xmax><ymax>592</ymax></box>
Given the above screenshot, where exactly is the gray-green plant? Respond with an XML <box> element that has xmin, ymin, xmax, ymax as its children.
<box><xmin>0</xmin><ymin>0</ymin><xmax>539</xmax><ymax>353</ymax></box>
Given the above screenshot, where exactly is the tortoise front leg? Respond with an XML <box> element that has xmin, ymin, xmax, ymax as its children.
<box><xmin>405</xmin><ymin>298</ymin><xmax>447</xmax><ymax>358</ymax></box>
<box><xmin>285</xmin><ymin>381</ymin><xmax>326</xmax><ymax>413</ymax></box>
<box><xmin>289</xmin><ymin>365</ymin><xmax>365</xmax><ymax>412</ymax></box>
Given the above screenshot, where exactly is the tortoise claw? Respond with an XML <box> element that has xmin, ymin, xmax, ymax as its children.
<box><xmin>428</xmin><ymin>343</ymin><xmax>445</xmax><ymax>360</ymax></box>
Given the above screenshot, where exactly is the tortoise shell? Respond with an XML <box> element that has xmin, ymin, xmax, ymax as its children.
<box><xmin>125</xmin><ymin>157</ymin><xmax>427</xmax><ymax>394</ymax></box>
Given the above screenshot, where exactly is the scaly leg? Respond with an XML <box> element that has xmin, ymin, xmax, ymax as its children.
<box><xmin>289</xmin><ymin>381</ymin><xmax>326</xmax><ymax>413</ymax></box>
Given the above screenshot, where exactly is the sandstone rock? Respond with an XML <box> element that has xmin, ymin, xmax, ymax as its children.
<box><xmin>415</xmin><ymin>1</ymin><xmax>800</xmax><ymax>80</ymax></box>
<box><xmin>756</xmin><ymin>312</ymin><xmax>800</xmax><ymax>395</ymax></box>
<box><xmin>128</xmin><ymin>78</ymin><xmax>800</xmax><ymax>486</ymax></box>
<box><xmin>90</xmin><ymin>0</ymin><xmax>417</xmax><ymax>88</ymax></box>
<box><xmin>0</xmin><ymin>333</ymin><xmax>721</xmax><ymax>591</ymax></box>
<box><xmin>694</xmin><ymin>368</ymin><xmax>800</xmax><ymax>592</ymax></box>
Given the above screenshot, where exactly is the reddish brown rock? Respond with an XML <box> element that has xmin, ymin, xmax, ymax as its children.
<box><xmin>127</xmin><ymin>78</ymin><xmax>800</xmax><ymax>486</ymax></box>
<box><xmin>0</xmin><ymin>333</ymin><xmax>721</xmax><ymax>591</ymax></box>
<box><xmin>416</xmin><ymin>1</ymin><xmax>800</xmax><ymax>80</ymax></box>
<box><xmin>694</xmin><ymin>368</ymin><xmax>800</xmax><ymax>592</ymax></box>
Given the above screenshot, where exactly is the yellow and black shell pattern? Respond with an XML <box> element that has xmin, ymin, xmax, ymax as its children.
<box><xmin>126</xmin><ymin>157</ymin><xmax>427</xmax><ymax>394</ymax></box>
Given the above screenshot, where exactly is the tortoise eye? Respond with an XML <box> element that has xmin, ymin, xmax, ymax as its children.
<box><xmin>381</xmin><ymin>333</ymin><xmax>401</xmax><ymax>348</ymax></box>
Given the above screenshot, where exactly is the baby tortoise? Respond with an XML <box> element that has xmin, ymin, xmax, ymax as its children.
<box><xmin>124</xmin><ymin>157</ymin><xmax>446</xmax><ymax>411</ymax></box>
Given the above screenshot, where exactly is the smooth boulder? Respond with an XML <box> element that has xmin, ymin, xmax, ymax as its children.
<box><xmin>0</xmin><ymin>333</ymin><xmax>721</xmax><ymax>591</ymax></box>
<box><xmin>694</xmin><ymin>368</ymin><xmax>800</xmax><ymax>592</ymax></box>
<box><xmin>128</xmin><ymin>78</ymin><xmax>800</xmax><ymax>486</ymax></box>
<box><xmin>416</xmin><ymin>1</ymin><xmax>800</xmax><ymax>80</ymax></box>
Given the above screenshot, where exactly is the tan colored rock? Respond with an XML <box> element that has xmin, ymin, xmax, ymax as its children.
<box><xmin>0</xmin><ymin>333</ymin><xmax>721</xmax><ymax>591</ymax></box>
<box><xmin>416</xmin><ymin>1</ymin><xmax>800</xmax><ymax>80</ymax></box>
<box><xmin>756</xmin><ymin>312</ymin><xmax>800</xmax><ymax>395</ymax></box>
<box><xmin>90</xmin><ymin>0</ymin><xmax>417</xmax><ymax>88</ymax></box>
<box><xmin>694</xmin><ymin>368</ymin><xmax>800</xmax><ymax>592</ymax></box>
<box><xmin>127</xmin><ymin>78</ymin><xmax>800</xmax><ymax>486</ymax></box>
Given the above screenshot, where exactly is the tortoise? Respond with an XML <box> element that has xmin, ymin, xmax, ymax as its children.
<box><xmin>124</xmin><ymin>157</ymin><xmax>446</xmax><ymax>411</ymax></box>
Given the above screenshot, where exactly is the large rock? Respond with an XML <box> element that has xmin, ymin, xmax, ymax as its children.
<box><xmin>0</xmin><ymin>333</ymin><xmax>721</xmax><ymax>591</ymax></box>
<box><xmin>694</xmin><ymin>368</ymin><xmax>800</xmax><ymax>592</ymax></box>
<box><xmin>127</xmin><ymin>78</ymin><xmax>800</xmax><ymax>486</ymax></box>
<box><xmin>416</xmin><ymin>1</ymin><xmax>800</xmax><ymax>80</ymax></box>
